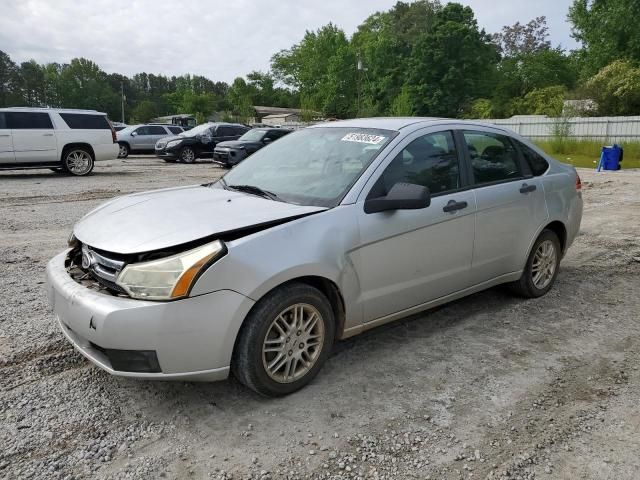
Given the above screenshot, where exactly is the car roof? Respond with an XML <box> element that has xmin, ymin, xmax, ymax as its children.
<box><xmin>310</xmin><ymin>117</ymin><xmax>517</xmax><ymax>135</ymax></box>
<box><xmin>0</xmin><ymin>107</ymin><xmax>106</xmax><ymax>115</ymax></box>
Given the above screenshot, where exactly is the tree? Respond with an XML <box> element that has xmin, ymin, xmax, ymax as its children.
<box><xmin>464</xmin><ymin>98</ymin><xmax>493</xmax><ymax>119</ymax></box>
<box><xmin>569</xmin><ymin>0</ymin><xmax>640</xmax><ymax>74</ymax></box>
<box><xmin>389</xmin><ymin>85</ymin><xmax>414</xmax><ymax>116</ymax></box>
<box><xmin>492</xmin><ymin>16</ymin><xmax>551</xmax><ymax>57</ymax></box>
<box><xmin>0</xmin><ymin>50</ymin><xmax>20</xmax><ymax>107</ymax></box>
<box><xmin>584</xmin><ymin>60</ymin><xmax>640</xmax><ymax>115</ymax></box>
<box><xmin>405</xmin><ymin>3</ymin><xmax>499</xmax><ymax>117</ymax></box>
<box><xmin>131</xmin><ymin>100</ymin><xmax>159</xmax><ymax>123</ymax></box>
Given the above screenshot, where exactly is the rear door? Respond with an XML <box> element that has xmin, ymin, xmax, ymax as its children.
<box><xmin>8</xmin><ymin>111</ymin><xmax>57</xmax><ymax>163</ymax></box>
<box><xmin>0</xmin><ymin>113</ymin><xmax>15</xmax><ymax>162</ymax></box>
<box><xmin>147</xmin><ymin>125</ymin><xmax>171</xmax><ymax>147</ymax></box>
<box><xmin>462</xmin><ymin>129</ymin><xmax>548</xmax><ymax>284</ymax></box>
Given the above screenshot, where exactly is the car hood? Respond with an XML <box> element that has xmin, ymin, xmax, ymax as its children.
<box><xmin>216</xmin><ymin>140</ymin><xmax>261</xmax><ymax>149</ymax></box>
<box><xmin>157</xmin><ymin>135</ymin><xmax>184</xmax><ymax>143</ymax></box>
<box><xmin>74</xmin><ymin>185</ymin><xmax>327</xmax><ymax>254</ymax></box>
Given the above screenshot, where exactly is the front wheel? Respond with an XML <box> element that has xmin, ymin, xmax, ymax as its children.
<box><xmin>232</xmin><ymin>283</ymin><xmax>335</xmax><ymax>396</ymax></box>
<box><xmin>179</xmin><ymin>147</ymin><xmax>196</xmax><ymax>163</ymax></box>
<box><xmin>62</xmin><ymin>148</ymin><xmax>94</xmax><ymax>176</ymax></box>
<box><xmin>509</xmin><ymin>229</ymin><xmax>561</xmax><ymax>298</ymax></box>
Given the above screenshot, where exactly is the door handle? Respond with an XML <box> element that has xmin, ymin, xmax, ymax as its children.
<box><xmin>519</xmin><ymin>183</ymin><xmax>537</xmax><ymax>194</ymax></box>
<box><xmin>0</xmin><ymin>134</ymin><xmax>10</xmax><ymax>137</ymax></box>
<box><xmin>443</xmin><ymin>200</ymin><xmax>468</xmax><ymax>213</ymax></box>
<box><xmin>42</xmin><ymin>133</ymin><xmax>54</xmax><ymax>136</ymax></box>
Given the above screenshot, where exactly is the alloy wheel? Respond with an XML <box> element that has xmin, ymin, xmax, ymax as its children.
<box><xmin>531</xmin><ymin>239</ymin><xmax>557</xmax><ymax>289</ymax></box>
<box><xmin>262</xmin><ymin>303</ymin><xmax>325</xmax><ymax>384</ymax></box>
<box><xmin>65</xmin><ymin>150</ymin><xmax>93</xmax><ymax>175</ymax></box>
<box><xmin>181</xmin><ymin>148</ymin><xmax>195</xmax><ymax>163</ymax></box>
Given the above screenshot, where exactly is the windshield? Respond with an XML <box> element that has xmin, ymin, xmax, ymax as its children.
<box><xmin>239</xmin><ymin>129</ymin><xmax>266</xmax><ymax>142</ymax></box>
<box><xmin>181</xmin><ymin>123</ymin><xmax>213</xmax><ymax>137</ymax></box>
<box><xmin>220</xmin><ymin>127</ymin><xmax>396</xmax><ymax>207</ymax></box>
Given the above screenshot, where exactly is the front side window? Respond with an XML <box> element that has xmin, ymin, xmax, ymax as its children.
<box><xmin>369</xmin><ymin>131</ymin><xmax>460</xmax><ymax>198</ymax></box>
<box><xmin>217</xmin><ymin>126</ymin><xmax>233</xmax><ymax>137</ymax></box>
<box><xmin>134</xmin><ymin>126</ymin><xmax>151</xmax><ymax>136</ymax></box>
<box><xmin>518</xmin><ymin>142</ymin><xmax>549</xmax><ymax>176</ymax></box>
<box><xmin>239</xmin><ymin>129</ymin><xmax>266</xmax><ymax>142</ymax></box>
<box><xmin>220</xmin><ymin>127</ymin><xmax>395</xmax><ymax>207</ymax></box>
<box><xmin>6</xmin><ymin>112</ymin><xmax>53</xmax><ymax>129</ymax></box>
<box><xmin>0</xmin><ymin>113</ymin><xmax>6</xmax><ymax>129</ymax></box>
<box><xmin>463</xmin><ymin>131</ymin><xmax>521</xmax><ymax>185</ymax></box>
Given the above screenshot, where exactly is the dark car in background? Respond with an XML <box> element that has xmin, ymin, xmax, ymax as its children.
<box><xmin>155</xmin><ymin>122</ymin><xmax>249</xmax><ymax>163</ymax></box>
<box><xmin>213</xmin><ymin>128</ymin><xmax>292</xmax><ymax>167</ymax></box>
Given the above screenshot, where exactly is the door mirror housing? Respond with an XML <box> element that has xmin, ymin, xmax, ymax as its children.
<box><xmin>364</xmin><ymin>182</ymin><xmax>431</xmax><ymax>214</ymax></box>
<box><xmin>263</xmin><ymin>137</ymin><xmax>272</xmax><ymax>144</ymax></box>
<box><xmin>130</xmin><ymin>131</ymin><xmax>137</xmax><ymax>137</ymax></box>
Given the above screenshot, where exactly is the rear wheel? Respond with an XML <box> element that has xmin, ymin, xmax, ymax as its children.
<box><xmin>232</xmin><ymin>283</ymin><xmax>335</xmax><ymax>396</ymax></box>
<box><xmin>179</xmin><ymin>147</ymin><xmax>196</xmax><ymax>163</ymax></box>
<box><xmin>509</xmin><ymin>229</ymin><xmax>561</xmax><ymax>298</ymax></box>
<box><xmin>62</xmin><ymin>148</ymin><xmax>94</xmax><ymax>176</ymax></box>
<box><xmin>118</xmin><ymin>143</ymin><xmax>129</xmax><ymax>158</ymax></box>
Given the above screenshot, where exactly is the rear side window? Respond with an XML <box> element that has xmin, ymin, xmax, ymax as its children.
<box><xmin>235</xmin><ymin>126</ymin><xmax>249</xmax><ymax>135</ymax></box>
<box><xmin>6</xmin><ymin>112</ymin><xmax>53</xmax><ymax>129</ymax></box>
<box><xmin>168</xmin><ymin>126</ymin><xmax>182</xmax><ymax>134</ymax></box>
<box><xmin>519</xmin><ymin>142</ymin><xmax>549</xmax><ymax>176</ymax></box>
<box><xmin>147</xmin><ymin>126</ymin><xmax>168</xmax><ymax>135</ymax></box>
<box><xmin>463</xmin><ymin>131</ymin><xmax>521</xmax><ymax>185</ymax></box>
<box><xmin>60</xmin><ymin>113</ymin><xmax>110</xmax><ymax>129</ymax></box>
<box><xmin>0</xmin><ymin>113</ymin><xmax>6</xmax><ymax>129</ymax></box>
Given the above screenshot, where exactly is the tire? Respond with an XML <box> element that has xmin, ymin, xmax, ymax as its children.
<box><xmin>232</xmin><ymin>283</ymin><xmax>336</xmax><ymax>397</ymax></box>
<box><xmin>118</xmin><ymin>143</ymin><xmax>129</xmax><ymax>159</ymax></box>
<box><xmin>62</xmin><ymin>147</ymin><xmax>94</xmax><ymax>176</ymax></box>
<box><xmin>179</xmin><ymin>146</ymin><xmax>196</xmax><ymax>163</ymax></box>
<box><xmin>509</xmin><ymin>229</ymin><xmax>561</xmax><ymax>298</ymax></box>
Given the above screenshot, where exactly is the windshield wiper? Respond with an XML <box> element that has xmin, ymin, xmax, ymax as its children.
<box><xmin>227</xmin><ymin>184</ymin><xmax>281</xmax><ymax>201</ymax></box>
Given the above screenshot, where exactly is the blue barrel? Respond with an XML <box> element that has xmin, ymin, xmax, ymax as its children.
<box><xmin>599</xmin><ymin>144</ymin><xmax>623</xmax><ymax>171</ymax></box>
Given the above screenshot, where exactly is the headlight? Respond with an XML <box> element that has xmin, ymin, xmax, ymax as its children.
<box><xmin>166</xmin><ymin>140</ymin><xmax>182</xmax><ymax>148</ymax></box>
<box><xmin>116</xmin><ymin>240</ymin><xmax>225</xmax><ymax>301</ymax></box>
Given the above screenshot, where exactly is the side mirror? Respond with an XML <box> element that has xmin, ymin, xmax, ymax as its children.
<box><xmin>364</xmin><ymin>182</ymin><xmax>431</xmax><ymax>214</ymax></box>
<box><xmin>130</xmin><ymin>131</ymin><xmax>137</xmax><ymax>137</ymax></box>
<box><xmin>263</xmin><ymin>137</ymin><xmax>272</xmax><ymax>144</ymax></box>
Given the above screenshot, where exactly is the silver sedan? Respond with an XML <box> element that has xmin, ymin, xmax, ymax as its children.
<box><xmin>46</xmin><ymin>118</ymin><xmax>583</xmax><ymax>396</ymax></box>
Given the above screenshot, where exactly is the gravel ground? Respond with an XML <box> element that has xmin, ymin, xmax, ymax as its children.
<box><xmin>1</xmin><ymin>157</ymin><xmax>639</xmax><ymax>480</ymax></box>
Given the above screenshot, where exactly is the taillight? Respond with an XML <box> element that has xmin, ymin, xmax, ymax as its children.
<box><xmin>575</xmin><ymin>173</ymin><xmax>582</xmax><ymax>190</ymax></box>
<box><xmin>108</xmin><ymin>120</ymin><xmax>117</xmax><ymax>143</ymax></box>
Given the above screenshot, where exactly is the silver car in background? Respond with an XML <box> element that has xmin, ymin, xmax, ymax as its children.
<box><xmin>46</xmin><ymin>118</ymin><xmax>583</xmax><ymax>396</ymax></box>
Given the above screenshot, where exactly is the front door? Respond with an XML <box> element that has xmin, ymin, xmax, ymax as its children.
<box><xmin>461</xmin><ymin>129</ymin><xmax>548</xmax><ymax>284</ymax></box>
<box><xmin>352</xmin><ymin>130</ymin><xmax>476</xmax><ymax>322</ymax></box>
<box><xmin>0</xmin><ymin>113</ymin><xmax>15</xmax><ymax>162</ymax></box>
<box><xmin>130</xmin><ymin>126</ymin><xmax>154</xmax><ymax>150</ymax></box>
<box><xmin>8</xmin><ymin>111</ymin><xmax>57</xmax><ymax>163</ymax></box>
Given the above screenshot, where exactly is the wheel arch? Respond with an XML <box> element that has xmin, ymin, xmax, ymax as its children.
<box><xmin>61</xmin><ymin>142</ymin><xmax>95</xmax><ymax>161</ymax></box>
<box><xmin>544</xmin><ymin>220</ymin><xmax>567</xmax><ymax>253</ymax></box>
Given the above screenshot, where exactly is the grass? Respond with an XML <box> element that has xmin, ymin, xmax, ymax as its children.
<box><xmin>535</xmin><ymin>139</ymin><xmax>640</xmax><ymax>169</ymax></box>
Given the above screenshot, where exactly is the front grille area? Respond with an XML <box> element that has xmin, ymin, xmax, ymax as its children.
<box><xmin>67</xmin><ymin>244</ymin><xmax>128</xmax><ymax>296</ymax></box>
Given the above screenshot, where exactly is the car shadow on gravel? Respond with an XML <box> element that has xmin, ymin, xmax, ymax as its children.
<box><xmin>0</xmin><ymin>171</ymin><xmax>141</xmax><ymax>180</ymax></box>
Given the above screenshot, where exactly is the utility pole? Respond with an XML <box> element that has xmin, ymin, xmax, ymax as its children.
<box><xmin>121</xmin><ymin>81</ymin><xmax>125</xmax><ymax>123</ymax></box>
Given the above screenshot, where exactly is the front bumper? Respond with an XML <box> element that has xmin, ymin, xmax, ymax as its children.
<box><xmin>213</xmin><ymin>149</ymin><xmax>247</xmax><ymax>167</ymax></box>
<box><xmin>46</xmin><ymin>251</ymin><xmax>255</xmax><ymax>381</ymax></box>
<box><xmin>155</xmin><ymin>147</ymin><xmax>179</xmax><ymax>160</ymax></box>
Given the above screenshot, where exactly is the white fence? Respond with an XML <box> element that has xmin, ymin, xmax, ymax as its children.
<box><xmin>476</xmin><ymin>115</ymin><xmax>640</xmax><ymax>143</ymax></box>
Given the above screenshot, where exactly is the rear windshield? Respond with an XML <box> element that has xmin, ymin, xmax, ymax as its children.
<box><xmin>60</xmin><ymin>113</ymin><xmax>111</xmax><ymax>129</ymax></box>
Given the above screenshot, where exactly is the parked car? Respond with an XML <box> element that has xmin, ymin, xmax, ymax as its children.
<box><xmin>47</xmin><ymin>118</ymin><xmax>583</xmax><ymax>396</ymax></box>
<box><xmin>0</xmin><ymin>107</ymin><xmax>119</xmax><ymax>176</ymax></box>
<box><xmin>213</xmin><ymin>128</ymin><xmax>292</xmax><ymax>167</ymax></box>
<box><xmin>154</xmin><ymin>122</ymin><xmax>249</xmax><ymax>163</ymax></box>
<box><xmin>116</xmin><ymin>124</ymin><xmax>185</xmax><ymax>158</ymax></box>
<box><xmin>112</xmin><ymin>122</ymin><xmax>128</xmax><ymax>132</ymax></box>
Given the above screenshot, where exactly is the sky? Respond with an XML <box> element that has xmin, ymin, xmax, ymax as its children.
<box><xmin>0</xmin><ymin>0</ymin><xmax>579</xmax><ymax>83</ymax></box>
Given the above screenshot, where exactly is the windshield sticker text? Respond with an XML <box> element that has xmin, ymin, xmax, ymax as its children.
<box><xmin>341</xmin><ymin>133</ymin><xmax>386</xmax><ymax>145</ymax></box>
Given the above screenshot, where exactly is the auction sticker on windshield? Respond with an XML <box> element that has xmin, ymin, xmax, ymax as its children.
<box><xmin>341</xmin><ymin>133</ymin><xmax>386</xmax><ymax>145</ymax></box>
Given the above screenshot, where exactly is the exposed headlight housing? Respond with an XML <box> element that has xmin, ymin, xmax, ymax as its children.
<box><xmin>68</xmin><ymin>231</ymin><xmax>79</xmax><ymax>248</ymax></box>
<box><xmin>166</xmin><ymin>139</ymin><xmax>182</xmax><ymax>148</ymax></box>
<box><xmin>116</xmin><ymin>240</ymin><xmax>225</xmax><ymax>301</ymax></box>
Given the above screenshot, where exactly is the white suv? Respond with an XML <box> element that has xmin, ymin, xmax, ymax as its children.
<box><xmin>0</xmin><ymin>107</ymin><xmax>119</xmax><ymax>176</ymax></box>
